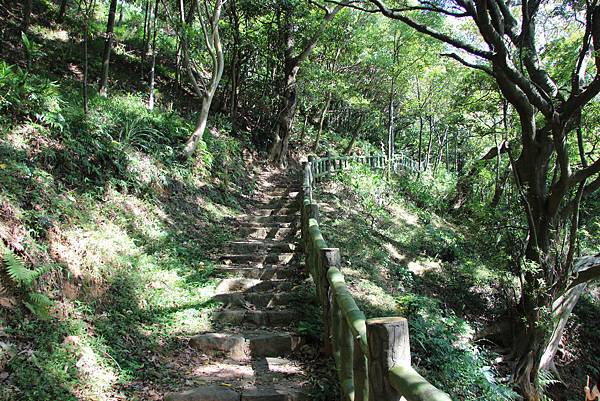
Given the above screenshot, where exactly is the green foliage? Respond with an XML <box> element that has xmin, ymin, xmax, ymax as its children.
<box><xmin>0</xmin><ymin>61</ymin><xmax>64</xmax><ymax>129</ymax></box>
<box><xmin>1</xmin><ymin>246</ymin><xmax>54</xmax><ymax>319</ymax></box>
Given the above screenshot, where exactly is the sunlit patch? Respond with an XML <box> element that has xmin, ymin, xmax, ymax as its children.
<box><xmin>31</xmin><ymin>26</ymin><xmax>69</xmax><ymax>42</ymax></box>
<box><xmin>266</xmin><ymin>357</ymin><xmax>303</xmax><ymax>374</ymax></box>
<box><xmin>191</xmin><ymin>361</ymin><xmax>255</xmax><ymax>380</ymax></box>
<box><xmin>389</xmin><ymin>203</ymin><xmax>419</xmax><ymax>227</ymax></box>
<box><xmin>353</xmin><ymin>280</ymin><xmax>397</xmax><ymax>313</ymax></box>
<box><xmin>72</xmin><ymin>342</ymin><xmax>119</xmax><ymax>400</ymax></box>
<box><xmin>383</xmin><ymin>242</ymin><xmax>406</xmax><ymax>262</ymax></box>
<box><xmin>407</xmin><ymin>259</ymin><xmax>441</xmax><ymax>275</ymax></box>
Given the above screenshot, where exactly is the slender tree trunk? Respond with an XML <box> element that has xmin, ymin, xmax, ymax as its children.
<box><xmin>22</xmin><ymin>0</ymin><xmax>33</xmax><ymax>31</ymax></box>
<box><xmin>99</xmin><ymin>0</ymin><xmax>118</xmax><ymax>96</ymax></box>
<box><xmin>141</xmin><ymin>0</ymin><xmax>150</xmax><ymax>76</ymax></box>
<box><xmin>300</xmin><ymin>111</ymin><xmax>309</xmax><ymax>145</ymax></box>
<box><xmin>57</xmin><ymin>0</ymin><xmax>68</xmax><ymax>23</ymax></box>
<box><xmin>228</xmin><ymin>0</ymin><xmax>241</xmax><ymax>124</ymax></box>
<box><xmin>344</xmin><ymin>130</ymin><xmax>359</xmax><ymax>155</ymax></box>
<box><xmin>83</xmin><ymin>8</ymin><xmax>90</xmax><ymax>114</ymax></box>
<box><xmin>117</xmin><ymin>0</ymin><xmax>124</xmax><ymax>25</ymax></box>
<box><xmin>181</xmin><ymin>0</ymin><xmax>225</xmax><ymax>158</ymax></box>
<box><xmin>425</xmin><ymin>115</ymin><xmax>434</xmax><ymax>171</ymax></box>
<box><xmin>313</xmin><ymin>92</ymin><xmax>332</xmax><ymax>151</ymax></box>
<box><xmin>490</xmin><ymin>165</ymin><xmax>510</xmax><ymax>208</ymax></box>
<box><xmin>147</xmin><ymin>0</ymin><xmax>158</xmax><ymax>110</ymax></box>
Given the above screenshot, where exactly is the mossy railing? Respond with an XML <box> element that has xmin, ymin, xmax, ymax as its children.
<box><xmin>301</xmin><ymin>153</ymin><xmax>451</xmax><ymax>401</ymax></box>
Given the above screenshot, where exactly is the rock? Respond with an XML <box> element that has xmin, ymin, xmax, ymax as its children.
<box><xmin>164</xmin><ymin>385</ymin><xmax>240</xmax><ymax>401</ymax></box>
<box><xmin>189</xmin><ymin>333</ymin><xmax>249</xmax><ymax>360</ymax></box>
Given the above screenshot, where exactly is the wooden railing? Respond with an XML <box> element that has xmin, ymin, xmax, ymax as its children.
<box><xmin>301</xmin><ymin>153</ymin><xmax>452</xmax><ymax>401</ymax></box>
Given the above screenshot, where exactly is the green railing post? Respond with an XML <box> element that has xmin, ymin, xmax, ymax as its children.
<box><xmin>367</xmin><ymin>317</ymin><xmax>410</xmax><ymax>401</ymax></box>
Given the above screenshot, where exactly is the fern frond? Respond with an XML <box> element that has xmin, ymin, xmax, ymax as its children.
<box><xmin>3</xmin><ymin>249</ymin><xmax>38</xmax><ymax>287</ymax></box>
<box><xmin>25</xmin><ymin>292</ymin><xmax>53</xmax><ymax>320</ymax></box>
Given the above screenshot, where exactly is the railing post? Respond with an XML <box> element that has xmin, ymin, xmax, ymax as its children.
<box><xmin>325</xmin><ymin>151</ymin><xmax>332</xmax><ymax>174</ymax></box>
<box><xmin>339</xmin><ymin>311</ymin><xmax>354</xmax><ymax>401</ymax></box>
<box><xmin>354</xmin><ymin>337</ymin><xmax>368</xmax><ymax>401</ymax></box>
<box><xmin>304</xmin><ymin>203</ymin><xmax>320</xmax><ymax>276</ymax></box>
<box><xmin>319</xmin><ymin>248</ymin><xmax>339</xmax><ymax>356</ymax></box>
<box><xmin>366</xmin><ymin>317</ymin><xmax>410</xmax><ymax>401</ymax></box>
<box><xmin>308</xmin><ymin>155</ymin><xmax>316</xmax><ymax>182</ymax></box>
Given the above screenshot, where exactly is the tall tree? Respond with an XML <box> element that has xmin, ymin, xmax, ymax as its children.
<box><xmin>364</xmin><ymin>0</ymin><xmax>600</xmax><ymax>398</ymax></box>
<box><xmin>98</xmin><ymin>0</ymin><xmax>118</xmax><ymax>96</ymax></box>
<box><xmin>178</xmin><ymin>0</ymin><xmax>225</xmax><ymax>158</ymax></box>
<box><xmin>268</xmin><ymin>1</ymin><xmax>348</xmax><ymax>166</ymax></box>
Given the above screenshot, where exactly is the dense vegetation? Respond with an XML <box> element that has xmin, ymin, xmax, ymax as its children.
<box><xmin>0</xmin><ymin>0</ymin><xmax>599</xmax><ymax>400</ymax></box>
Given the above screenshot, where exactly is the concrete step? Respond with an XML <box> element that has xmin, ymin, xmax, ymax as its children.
<box><xmin>238</xmin><ymin>221</ymin><xmax>296</xmax><ymax>229</ymax></box>
<box><xmin>266</xmin><ymin>190</ymin><xmax>300</xmax><ymax>197</ymax></box>
<box><xmin>254</xmin><ymin>199</ymin><xmax>298</xmax><ymax>209</ymax></box>
<box><xmin>189</xmin><ymin>331</ymin><xmax>303</xmax><ymax>360</ymax></box>
<box><xmin>240</xmin><ymin>214</ymin><xmax>297</xmax><ymax>224</ymax></box>
<box><xmin>220</xmin><ymin>253</ymin><xmax>297</xmax><ymax>266</ymax></box>
<box><xmin>214</xmin><ymin>291</ymin><xmax>300</xmax><ymax>308</ymax></box>
<box><xmin>247</xmin><ymin>208</ymin><xmax>298</xmax><ymax>217</ymax></box>
<box><xmin>216</xmin><ymin>265</ymin><xmax>301</xmax><ymax>280</ymax></box>
<box><xmin>165</xmin><ymin>376</ymin><xmax>309</xmax><ymax>401</ymax></box>
<box><xmin>226</xmin><ymin>240</ymin><xmax>297</xmax><ymax>253</ymax></box>
<box><xmin>238</xmin><ymin>227</ymin><xmax>297</xmax><ymax>240</ymax></box>
<box><xmin>215</xmin><ymin>278</ymin><xmax>296</xmax><ymax>294</ymax></box>
<box><xmin>212</xmin><ymin>309</ymin><xmax>300</xmax><ymax>327</ymax></box>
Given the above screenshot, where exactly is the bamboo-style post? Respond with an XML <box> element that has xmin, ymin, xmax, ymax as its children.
<box><xmin>320</xmin><ymin>248</ymin><xmax>339</xmax><ymax>356</ymax></box>
<box><xmin>366</xmin><ymin>317</ymin><xmax>410</xmax><ymax>401</ymax></box>
<box><xmin>354</xmin><ymin>337</ymin><xmax>368</xmax><ymax>401</ymax></box>
<box><xmin>339</xmin><ymin>313</ymin><xmax>355</xmax><ymax>401</ymax></box>
<box><xmin>331</xmin><ymin>287</ymin><xmax>341</xmax><ymax>370</ymax></box>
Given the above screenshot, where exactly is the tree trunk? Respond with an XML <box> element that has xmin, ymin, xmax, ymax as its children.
<box><xmin>83</xmin><ymin>5</ymin><xmax>90</xmax><ymax>114</ymax></box>
<box><xmin>540</xmin><ymin>254</ymin><xmax>600</xmax><ymax>372</ymax></box>
<box><xmin>425</xmin><ymin>115</ymin><xmax>434</xmax><ymax>171</ymax></box>
<box><xmin>117</xmin><ymin>0</ymin><xmax>124</xmax><ymax>26</ymax></box>
<box><xmin>22</xmin><ymin>0</ymin><xmax>33</xmax><ymax>32</ymax></box>
<box><xmin>57</xmin><ymin>0</ymin><xmax>68</xmax><ymax>23</ymax></box>
<box><xmin>228</xmin><ymin>0</ymin><xmax>241</xmax><ymax>124</ymax></box>
<box><xmin>343</xmin><ymin>130</ymin><xmax>358</xmax><ymax>155</ymax></box>
<box><xmin>300</xmin><ymin>111</ymin><xmax>309</xmax><ymax>145</ymax></box>
<box><xmin>99</xmin><ymin>0</ymin><xmax>118</xmax><ymax>96</ymax></box>
<box><xmin>313</xmin><ymin>92</ymin><xmax>332</xmax><ymax>152</ymax></box>
<box><xmin>147</xmin><ymin>0</ymin><xmax>159</xmax><ymax>110</ymax></box>
<box><xmin>181</xmin><ymin>0</ymin><xmax>225</xmax><ymax>158</ymax></box>
<box><xmin>141</xmin><ymin>0</ymin><xmax>150</xmax><ymax>76</ymax></box>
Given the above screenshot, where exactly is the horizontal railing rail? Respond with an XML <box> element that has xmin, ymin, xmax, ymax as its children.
<box><xmin>301</xmin><ymin>153</ymin><xmax>451</xmax><ymax>401</ymax></box>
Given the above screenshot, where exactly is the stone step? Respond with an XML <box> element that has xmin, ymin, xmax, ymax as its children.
<box><xmin>238</xmin><ymin>227</ymin><xmax>297</xmax><ymax>240</ymax></box>
<box><xmin>214</xmin><ymin>291</ymin><xmax>300</xmax><ymax>308</ymax></box>
<box><xmin>226</xmin><ymin>240</ymin><xmax>297</xmax><ymax>253</ymax></box>
<box><xmin>215</xmin><ymin>278</ymin><xmax>296</xmax><ymax>294</ymax></box>
<box><xmin>241</xmin><ymin>214</ymin><xmax>297</xmax><ymax>224</ymax></box>
<box><xmin>220</xmin><ymin>253</ymin><xmax>297</xmax><ymax>266</ymax></box>
<box><xmin>254</xmin><ymin>200</ymin><xmax>298</xmax><ymax>209</ymax></box>
<box><xmin>212</xmin><ymin>309</ymin><xmax>300</xmax><ymax>326</ymax></box>
<box><xmin>165</xmin><ymin>379</ymin><xmax>309</xmax><ymax>401</ymax></box>
<box><xmin>216</xmin><ymin>265</ymin><xmax>301</xmax><ymax>280</ymax></box>
<box><xmin>247</xmin><ymin>208</ymin><xmax>298</xmax><ymax>217</ymax></box>
<box><xmin>238</xmin><ymin>221</ymin><xmax>296</xmax><ymax>229</ymax></box>
<box><xmin>266</xmin><ymin>190</ymin><xmax>300</xmax><ymax>197</ymax></box>
<box><xmin>189</xmin><ymin>331</ymin><xmax>303</xmax><ymax>360</ymax></box>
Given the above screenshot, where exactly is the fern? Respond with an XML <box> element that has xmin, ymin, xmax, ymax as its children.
<box><xmin>3</xmin><ymin>250</ymin><xmax>39</xmax><ymax>287</ymax></box>
<box><xmin>1</xmin><ymin>245</ymin><xmax>54</xmax><ymax>319</ymax></box>
<box><xmin>25</xmin><ymin>292</ymin><xmax>53</xmax><ymax>320</ymax></box>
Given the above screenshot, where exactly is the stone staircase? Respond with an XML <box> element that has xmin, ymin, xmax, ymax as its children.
<box><xmin>164</xmin><ymin>171</ymin><xmax>318</xmax><ymax>401</ymax></box>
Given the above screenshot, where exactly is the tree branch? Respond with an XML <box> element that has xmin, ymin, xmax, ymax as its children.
<box><xmin>442</xmin><ymin>52</ymin><xmax>495</xmax><ymax>76</ymax></box>
<box><xmin>367</xmin><ymin>0</ymin><xmax>494</xmax><ymax>59</ymax></box>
